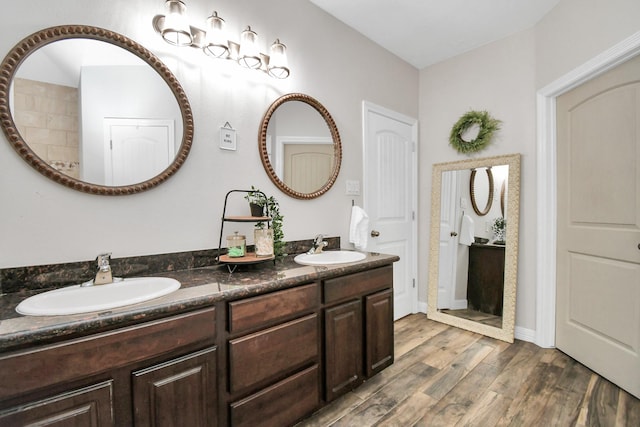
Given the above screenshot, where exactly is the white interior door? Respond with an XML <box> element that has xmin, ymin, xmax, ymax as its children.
<box><xmin>104</xmin><ymin>118</ymin><xmax>175</xmax><ymax>186</ymax></box>
<box><xmin>556</xmin><ymin>54</ymin><xmax>640</xmax><ymax>398</ymax></box>
<box><xmin>363</xmin><ymin>101</ymin><xmax>418</xmax><ymax>320</ymax></box>
<box><xmin>437</xmin><ymin>170</ymin><xmax>458</xmax><ymax>309</ymax></box>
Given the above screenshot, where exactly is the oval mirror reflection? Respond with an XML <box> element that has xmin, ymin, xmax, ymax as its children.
<box><xmin>266</xmin><ymin>101</ymin><xmax>334</xmax><ymax>193</ymax></box>
<box><xmin>10</xmin><ymin>39</ymin><xmax>183</xmax><ymax>186</ymax></box>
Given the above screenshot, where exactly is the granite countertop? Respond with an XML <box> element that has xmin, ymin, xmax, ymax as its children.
<box><xmin>0</xmin><ymin>251</ymin><xmax>398</xmax><ymax>353</ymax></box>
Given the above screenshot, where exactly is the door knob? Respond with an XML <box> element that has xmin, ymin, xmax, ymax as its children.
<box><xmin>371</xmin><ymin>230</ymin><xmax>380</xmax><ymax>237</ymax></box>
<box><xmin>450</xmin><ymin>231</ymin><xmax>458</xmax><ymax>237</ymax></box>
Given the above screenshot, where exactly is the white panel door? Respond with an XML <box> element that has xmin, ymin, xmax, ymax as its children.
<box><xmin>104</xmin><ymin>118</ymin><xmax>174</xmax><ymax>186</ymax></box>
<box><xmin>556</xmin><ymin>54</ymin><xmax>640</xmax><ymax>398</ymax></box>
<box><xmin>437</xmin><ymin>171</ymin><xmax>458</xmax><ymax>309</ymax></box>
<box><xmin>283</xmin><ymin>143</ymin><xmax>334</xmax><ymax>193</ymax></box>
<box><xmin>363</xmin><ymin>102</ymin><xmax>418</xmax><ymax>320</ymax></box>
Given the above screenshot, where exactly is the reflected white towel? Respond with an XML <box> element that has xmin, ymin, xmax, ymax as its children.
<box><xmin>349</xmin><ymin>205</ymin><xmax>369</xmax><ymax>250</ymax></box>
<box><xmin>459</xmin><ymin>214</ymin><xmax>474</xmax><ymax>246</ymax></box>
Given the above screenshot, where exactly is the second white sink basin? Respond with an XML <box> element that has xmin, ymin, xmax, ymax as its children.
<box><xmin>16</xmin><ymin>277</ymin><xmax>181</xmax><ymax>316</ymax></box>
<box><xmin>294</xmin><ymin>250</ymin><xmax>366</xmax><ymax>266</ymax></box>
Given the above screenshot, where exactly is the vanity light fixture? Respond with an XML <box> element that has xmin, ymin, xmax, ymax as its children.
<box><xmin>268</xmin><ymin>39</ymin><xmax>290</xmax><ymax>79</ymax></box>
<box><xmin>152</xmin><ymin>0</ymin><xmax>290</xmax><ymax>79</ymax></box>
<box><xmin>160</xmin><ymin>0</ymin><xmax>193</xmax><ymax>46</ymax></box>
<box><xmin>237</xmin><ymin>26</ymin><xmax>261</xmax><ymax>69</ymax></box>
<box><xmin>203</xmin><ymin>11</ymin><xmax>228</xmax><ymax>58</ymax></box>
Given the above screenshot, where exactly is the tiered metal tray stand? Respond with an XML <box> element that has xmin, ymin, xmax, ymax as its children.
<box><xmin>217</xmin><ymin>190</ymin><xmax>275</xmax><ymax>272</ymax></box>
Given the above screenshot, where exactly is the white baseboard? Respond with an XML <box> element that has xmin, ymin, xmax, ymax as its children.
<box><xmin>515</xmin><ymin>326</ymin><xmax>536</xmax><ymax>343</ymax></box>
<box><xmin>417</xmin><ymin>301</ymin><xmax>427</xmax><ymax>313</ymax></box>
<box><xmin>450</xmin><ymin>299</ymin><xmax>468</xmax><ymax>310</ymax></box>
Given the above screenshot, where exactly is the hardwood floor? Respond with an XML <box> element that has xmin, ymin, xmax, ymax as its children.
<box><xmin>298</xmin><ymin>314</ymin><xmax>640</xmax><ymax>427</ymax></box>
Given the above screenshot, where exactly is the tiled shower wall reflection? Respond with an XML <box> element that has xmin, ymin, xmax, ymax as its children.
<box><xmin>13</xmin><ymin>78</ymin><xmax>79</xmax><ymax>178</ymax></box>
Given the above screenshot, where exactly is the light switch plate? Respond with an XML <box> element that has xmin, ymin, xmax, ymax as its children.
<box><xmin>346</xmin><ymin>180</ymin><xmax>360</xmax><ymax>196</ymax></box>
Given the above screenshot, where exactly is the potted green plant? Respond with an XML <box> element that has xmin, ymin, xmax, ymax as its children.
<box><xmin>245</xmin><ymin>186</ymin><xmax>266</xmax><ymax>217</ymax></box>
<box><xmin>245</xmin><ymin>187</ymin><xmax>286</xmax><ymax>258</ymax></box>
<box><xmin>491</xmin><ymin>216</ymin><xmax>506</xmax><ymax>245</ymax></box>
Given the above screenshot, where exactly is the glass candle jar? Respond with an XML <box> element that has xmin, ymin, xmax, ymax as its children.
<box><xmin>226</xmin><ymin>232</ymin><xmax>246</xmax><ymax>257</ymax></box>
<box><xmin>254</xmin><ymin>228</ymin><xmax>274</xmax><ymax>257</ymax></box>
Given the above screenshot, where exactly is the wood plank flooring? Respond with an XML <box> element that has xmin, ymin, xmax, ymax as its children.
<box><xmin>297</xmin><ymin>314</ymin><xmax>640</xmax><ymax>427</ymax></box>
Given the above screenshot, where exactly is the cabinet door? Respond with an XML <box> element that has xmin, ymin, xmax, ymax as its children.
<box><xmin>132</xmin><ymin>347</ymin><xmax>217</xmax><ymax>427</ymax></box>
<box><xmin>0</xmin><ymin>381</ymin><xmax>114</xmax><ymax>426</ymax></box>
<box><xmin>324</xmin><ymin>299</ymin><xmax>363</xmax><ymax>402</ymax></box>
<box><xmin>365</xmin><ymin>289</ymin><xmax>394</xmax><ymax>377</ymax></box>
<box><xmin>467</xmin><ymin>245</ymin><xmax>505</xmax><ymax>315</ymax></box>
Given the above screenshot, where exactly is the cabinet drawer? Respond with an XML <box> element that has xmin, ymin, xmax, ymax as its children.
<box><xmin>228</xmin><ymin>283</ymin><xmax>318</xmax><ymax>334</ymax></box>
<box><xmin>323</xmin><ymin>265</ymin><xmax>393</xmax><ymax>304</ymax></box>
<box><xmin>230</xmin><ymin>365</ymin><xmax>319</xmax><ymax>427</ymax></box>
<box><xmin>0</xmin><ymin>307</ymin><xmax>216</xmax><ymax>401</ymax></box>
<box><xmin>229</xmin><ymin>314</ymin><xmax>318</xmax><ymax>394</ymax></box>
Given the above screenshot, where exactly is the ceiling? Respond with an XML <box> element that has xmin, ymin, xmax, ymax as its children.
<box><xmin>309</xmin><ymin>0</ymin><xmax>561</xmax><ymax>69</ymax></box>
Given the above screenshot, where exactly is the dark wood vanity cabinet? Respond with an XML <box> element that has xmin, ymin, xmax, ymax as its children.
<box><xmin>0</xmin><ymin>262</ymin><xmax>396</xmax><ymax>427</ymax></box>
<box><xmin>467</xmin><ymin>243</ymin><xmax>505</xmax><ymax>315</ymax></box>
<box><xmin>323</xmin><ymin>265</ymin><xmax>394</xmax><ymax>402</ymax></box>
<box><xmin>0</xmin><ymin>307</ymin><xmax>218</xmax><ymax>427</ymax></box>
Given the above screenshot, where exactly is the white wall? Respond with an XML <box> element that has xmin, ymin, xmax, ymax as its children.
<box><xmin>535</xmin><ymin>0</ymin><xmax>640</xmax><ymax>88</ymax></box>
<box><xmin>0</xmin><ymin>0</ymin><xmax>418</xmax><ymax>268</ymax></box>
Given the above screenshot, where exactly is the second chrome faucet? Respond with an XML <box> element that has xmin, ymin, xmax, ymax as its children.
<box><xmin>307</xmin><ymin>234</ymin><xmax>328</xmax><ymax>255</ymax></box>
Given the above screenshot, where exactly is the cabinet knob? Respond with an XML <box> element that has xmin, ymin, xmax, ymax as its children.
<box><xmin>450</xmin><ymin>231</ymin><xmax>458</xmax><ymax>237</ymax></box>
<box><xmin>371</xmin><ymin>230</ymin><xmax>380</xmax><ymax>237</ymax></box>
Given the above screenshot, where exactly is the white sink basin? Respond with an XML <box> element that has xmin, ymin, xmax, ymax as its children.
<box><xmin>294</xmin><ymin>250</ymin><xmax>366</xmax><ymax>266</ymax></box>
<box><xmin>16</xmin><ymin>277</ymin><xmax>181</xmax><ymax>316</ymax></box>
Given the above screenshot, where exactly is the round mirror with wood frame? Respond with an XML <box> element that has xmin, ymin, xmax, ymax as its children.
<box><xmin>258</xmin><ymin>93</ymin><xmax>342</xmax><ymax>199</ymax></box>
<box><xmin>469</xmin><ymin>167</ymin><xmax>494</xmax><ymax>216</ymax></box>
<box><xmin>0</xmin><ymin>25</ymin><xmax>194</xmax><ymax>195</ymax></box>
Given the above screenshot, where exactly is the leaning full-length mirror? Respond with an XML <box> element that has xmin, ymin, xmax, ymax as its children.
<box><xmin>0</xmin><ymin>25</ymin><xmax>194</xmax><ymax>195</ymax></box>
<box><xmin>427</xmin><ymin>153</ymin><xmax>520</xmax><ymax>342</ymax></box>
<box><xmin>259</xmin><ymin>93</ymin><xmax>342</xmax><ymax>199</ymax></box>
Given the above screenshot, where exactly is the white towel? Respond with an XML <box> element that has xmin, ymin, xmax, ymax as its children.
<box><xmin>459</xmin><ymin>214</ymin><xmax>474</xmax><ymax>246</ymax></box>
<box><xmin>349</xmin><ymin>205</ymin><xmax>369</xmax><ymax>250</ymax></box>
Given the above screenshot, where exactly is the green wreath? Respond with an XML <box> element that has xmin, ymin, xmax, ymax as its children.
<box><xmin>449</xmin><ymin>110</ymin><xmax>501</xmax><ymax>153</ymax></box>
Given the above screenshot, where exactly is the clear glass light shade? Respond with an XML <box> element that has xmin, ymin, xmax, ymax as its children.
<box><xmin>238</xmin><ymin>26</ymin><xmax>262</xmax><ymax>69</ymax></box>
<box><xmin>268</xmin><ymin>39</ymin><xmax>290</xmax><ymax>79</ymax></box>
<box><xmin>161</xmin><ymin>0</ymin><xmax>193</xmax><ymax>46</ymax></box>
<box><xmin>204</xmin><ymin>11</ymin><xmax>229</xmax><ymax>58</ymax></box>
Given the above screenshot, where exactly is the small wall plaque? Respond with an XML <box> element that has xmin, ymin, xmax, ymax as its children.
<box><xmin>220</xmin><ymin>122</ymin><xmax>236</xmax><ymax>151</ymax></box>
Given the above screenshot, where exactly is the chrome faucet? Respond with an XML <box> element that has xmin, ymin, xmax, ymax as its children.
<box><xmin>307</xmin><ymin>234</ymin><xmax>328</xmax><ymax>254</ymax></box>
<box><xmin>93</xmin><ymin>252</ymin><xmax>114</xmax><ymax>285</ymax></box>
